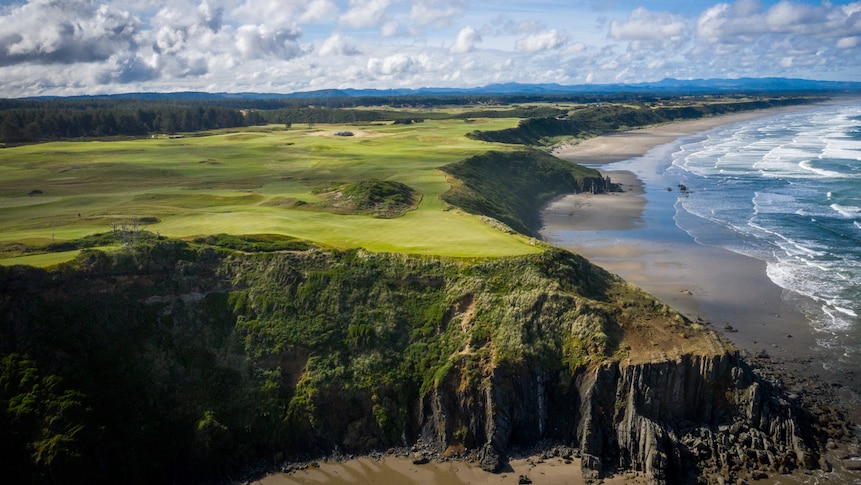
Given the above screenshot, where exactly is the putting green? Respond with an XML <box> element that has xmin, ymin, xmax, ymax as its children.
<box><xmin>0</xmin><ymin>118</ymin><xmax>543</xmax><ymax>262</ymax></box>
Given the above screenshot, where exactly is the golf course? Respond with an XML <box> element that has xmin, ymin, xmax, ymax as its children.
<box><xmin>1</xmin><ymin>97</ymin><xmax>818</xmax><ymax>266</ymax></box>
<box><xmin>0</xmin><ymin>115</ymin><xmax>550</xmax><ymax>265</ymax></box>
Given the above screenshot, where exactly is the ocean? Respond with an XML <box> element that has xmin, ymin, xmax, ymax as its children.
<box><xmin>667</xmin><ymin>101</ymin><xmax>861</xmax><ymax>363</ymax></box>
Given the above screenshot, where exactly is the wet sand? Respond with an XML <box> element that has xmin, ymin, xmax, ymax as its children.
<box><xmin>257</xmin><ymin>455</ymin><xmax>647</xmax><ymax>485</ymax></box>
<box><xmin>542</xmin><ymin>112</ymin><xmax>820</xmax><ymax>365</ymax></box>
<box><xmin>543</xmin><ymin>170</ymin><xmax>645</xmax><ymax>232</ymax></box>
<box><xmin>542</xmin><ymin>106</ymin><xmax>861</xmax><ymax>419</ymax></box>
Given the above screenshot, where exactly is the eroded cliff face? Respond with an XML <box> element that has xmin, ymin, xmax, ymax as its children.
<box><xmin>0</xmin><ymin>244</ymin><xmax>832</xmax><ymax>484</ymax></box>
<box><xmin>418</xmin><ymin>351</ymin><xmax>821</xmax><ymax>484</ymax></box>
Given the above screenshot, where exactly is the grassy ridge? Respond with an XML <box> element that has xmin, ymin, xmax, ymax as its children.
<box><xmin>440</xmin><ymin>150</ymin><xmax>603</xmax><ymax>236</ymax></box>
<box><xmin>0</xmin><ymin>98</ymin><xmax>754</xmax><ymax>484</ymax></box>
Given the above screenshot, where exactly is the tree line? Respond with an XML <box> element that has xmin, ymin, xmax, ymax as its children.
<box><xmin>2</xmin><ymin>94</ymin><xmax>816</xmax><ymax>145</ymax></box>
<box><xmin>0</xmin><ymin>103</ymin><xmax>248</xmax><ymax>143</ymax></box>
<box><xmin>0</xmin><ymin>94</ymin><xmax>631</xmax><ymax>144</ymax></box>
<box><xmin>466</xmin><ymin>97</ymin><xmax>825</xmax><ymax>145</ymax></box>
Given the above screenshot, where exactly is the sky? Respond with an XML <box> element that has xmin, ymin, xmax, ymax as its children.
<box><xmin>0</xmin><ymin>0</ymin><xmax>859</xmax><ymax>97</ymax></box>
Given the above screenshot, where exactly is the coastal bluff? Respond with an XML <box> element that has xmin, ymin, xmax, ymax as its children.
<box><xmin>0</xmin><ymin>243</ymin><xmax>840</xmax><ymax>484</ymax></box>
<box><xmin>422</xmin><ymin>347</ymin><xmax>824</xmax><ymax>483</ymax></box>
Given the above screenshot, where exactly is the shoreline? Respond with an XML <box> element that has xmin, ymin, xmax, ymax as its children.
<box><xmin>549</xmin><ymin>107</ymin><xmax>819</xmax><ymax>165</ymax></box>
<box><xmin>541</xmin><ymin>105</ymin><xmax>861</xmax><ymax>419</ymax></box>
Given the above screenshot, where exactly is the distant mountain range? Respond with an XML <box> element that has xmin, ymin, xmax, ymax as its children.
<box><xmin>26</xmin><ymin>77</ymin><xmax>861</xmax><ymax>101</ymax></box>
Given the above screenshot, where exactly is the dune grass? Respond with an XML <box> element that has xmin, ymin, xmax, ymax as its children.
<box><xmin>0</xmin><ymin>118</ymin><xmax>545</xmax><ymax>263</ymax></box>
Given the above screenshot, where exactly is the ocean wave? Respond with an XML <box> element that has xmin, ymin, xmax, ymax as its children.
<box><xmin>748</xmin><ymin>220</ymin><xmax>827</xmax><ymax>257</ymax></box>
<box><xmin>677</xmin><ymin>102</ymin><xmax>861</xmax><ymax>338</ymax></box>
<box><xmin>799</xmin><ymin>159</ymin><xmax>850</xmax><ymax>178</ymax></box>
<box><xmin>766</xmin><ymin>261</ymin><xmax>858</xmax><ymax>332</ymax></box>
<box><xmin>821</xmin><ymin>306</ymin><xmax>854</xmax><ymax>331</ymax></box>
<box><xmin>831</xmin><ymin>203</ymin><xmax>861</xmax><ymax>219</ymax></box>
<box><xmin>822</xmin><ymin>145</ymin><xmax>861</xmax><ymax>162</ymax></box>
<box><xmin>832</xmin><ymin>304</ymin><xmax>858</xmax><ymax>318</ymax></box>
<box><xmin>752</xmin><ymin>191</ymin><xmax>798</xmax><ymax>215</ymax></box>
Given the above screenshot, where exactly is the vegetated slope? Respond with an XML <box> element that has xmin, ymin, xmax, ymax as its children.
<box><xmin>439</xmin><ymin>150</ymin><xmax>610</xmax><ymax>236</ymax></box>
<box><xmin>0</xmin><ymin>243</ymin><xmax>840</xmax><ymax>484</ymax></box>
<box><xmin>467</xmin><ymin>97</ymin><xmax>822</xmax><ymax>145</ymax></box>
<box><xmin>310</xmin><ymin>179</ymin><xmax>421</xmax><ymax>218</ymax></box>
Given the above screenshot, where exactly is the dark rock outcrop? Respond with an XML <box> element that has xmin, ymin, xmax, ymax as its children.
<box><xmin>418</xmin><ymin>352</ymin><xmax>822</xmax><ymax>484</ymax></box>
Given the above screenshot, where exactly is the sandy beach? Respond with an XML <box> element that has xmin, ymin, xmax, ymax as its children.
<box><xmin>543</xmin><ymin>109</ymin><xmax>819</xmax><ymax>363</ymax></box>
<box><xmin>541</xmin><ymin>106</ymin><xmax>861</xmax><ymax>419</ymax></box>
<box><xmin>259</xmin><ymin>455</ymin><xmax>648</xmax><ymax>485</ymax></box>
<box><xmin>549</xmin><ymin>109</ymin><xmax>809</xmax><ymax>164</ymax></box>
<box><xmin>257</xmin><ymin>452</ymin><xmax>833</xmax><ymax>485</ymax></box>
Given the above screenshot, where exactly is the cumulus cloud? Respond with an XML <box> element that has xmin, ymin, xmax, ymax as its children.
<box><xmin>235</xmin><ymin>24</ymin><xmax>303</xmax><ymax>60</ymax></box>
<box><xmin>515</xmin><ymin>29</ymin><xmax>566</xmax><ymax>53</ymax></box>
<box><xmin>0</xmin><ymin>0</ymin><xmax>140</xmax><ymax>66</ymax></box>
<box><xmin>97</xmin><ymin>54</ymin><xmax>161</xmax><ymax>84</ymax></box>
<box><xmin>340</xmin><ymin>0</ymin><xmax>392</xmax><ymax>29</ymax></box>
<box><xmin>563</xmin><ymin>43</ymin><xmax>587</xmax><ymax>56</ymax></box>
<box><xmin>367</xmin><ymin>53</ymin><xmax>416</xmax><ymax>77</ymax></box>
<box><xmin>319</xmin><ymin>32</ymin><xmax>360</xmax><ymax>56</ymax></box>
<box><xmin>765</xmin><ymin>1</ymin><xmax>827</xmax><ymax>34</ymax></box>
<box><xmin>152</xmin><ymin>1</ymin><xmax>222</xmax><ymax>55</ymax></box>
<box><xmin>1</xmin><ymin>0</ymin><xmax>859</xmax><ymax>97</ymax></box>
<box><xmin>411</xmin><ymin>1</ymin><xmax>462</xmax><ymax>27</ymax></box>
<box><xmin>231</xmin><ymin>0</ymin><xmax>305</xmax><ymax>29</ymax></box>
<box><xmin>837</xmin><ymin>36</ymin><xmax>858</xmax><ymax>49</ymax></box>
<box><xmin>300</xmin><ymin>0</ymin><xmax>339</xmax><ymax>23</ymax></box>
<box><xmin>450</xmin><ymin>26</ymin><xmax>480</xmax><ymax>54</ymax></box>
<box><xmin>373</xmin><ymin>57</ymin><xmax>408</xmax><ymax>77</ymax></box>
<box><xmin>381</xmin><ymin>20</ymin><xmax>400</xmax><ymax>37</ymax></box>
<box><xmin>698</xmin><ymin>1</ymin><xmax>766</xmax><ymax>44</ymax></box>
<box><xmin>610</xmin><ymin>7</ymin><xmax>687</xmax><ymax>41</ymax></box>
<box><xmin>697</xmin><ymin>0</ymin><xmax>861</xmax><ymax>43</ymax></box>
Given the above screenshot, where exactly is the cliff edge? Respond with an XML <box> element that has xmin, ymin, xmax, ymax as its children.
<box><xmin>0</xmin><ymin>243</ymin><xmax>842</xmax><ymax>483</ymax></box>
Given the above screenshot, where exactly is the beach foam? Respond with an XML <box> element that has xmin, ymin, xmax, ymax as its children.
<box><xmin>670</xmin><ymin>102</ymin><xmax>861</xmax><ymax>353</ymax></box>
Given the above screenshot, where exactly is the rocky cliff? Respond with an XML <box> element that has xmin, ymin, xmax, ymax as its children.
<box><xmin>419</xmin><ymin>348</ymin><xmax>823</xmax><ymax>483</ymax></box>
<box><xmin>0</xmin><ymin>243</ymin><xmax>836</xmax><ymax>484</ymax></box>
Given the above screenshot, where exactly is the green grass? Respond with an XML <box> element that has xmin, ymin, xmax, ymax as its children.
<box><xmin>0</xmin><ymin>247</ymin><xmax>121</xmax><ymax>268</ymax></box>
<box><xmin>0</xmin><ymin>250</ymin><xmax>83</xmax><ymax>267</ymax></box>
<box><xmin>0</xmin><ymin>118</ymin><xmax>544</xmax><ymax>261</ymax></box>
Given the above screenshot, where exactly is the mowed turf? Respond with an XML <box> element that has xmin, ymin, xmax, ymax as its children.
<box><xmin>0</xmin><ymin>118</ymin><xmax>543</xmax><ymax>261</ymax></box>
